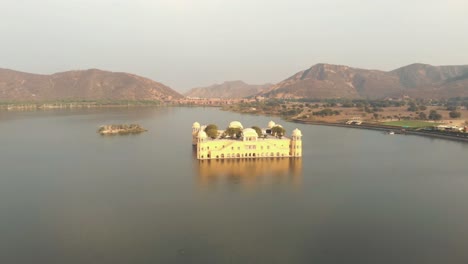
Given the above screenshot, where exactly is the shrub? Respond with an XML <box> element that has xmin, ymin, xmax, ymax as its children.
<box><xmin>449</xmin><ymin>111</ymin><xmax>461</xmax><ymax>118</ymax></box>
<box><xmin>428</xmin><ymin>110</ymin><xmax>442</xmax><ymax>120</ymax></box>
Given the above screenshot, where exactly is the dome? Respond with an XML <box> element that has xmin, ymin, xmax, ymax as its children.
<box><xmin>192</xmin><ymin>122</ymin><xmax>200</xmax><ymax>129</ymax></box>
<box><xmin>267</xmin><ymin>121</ymin><xmax>276</xmax><ymax>128</ymax></box>
<box><xmin>229</xmin><ymin>121</ymin><xmax>243</xmax><ymax>129</ymax></box>
<box><xmin>197</xmin><ymin>130</ymin><xmax>207</xmax><ymax>139</ymax></box>
<box><xmin>242</xmin><ymin>128</ymin><xmax>258</xmax><ymax>138</ymax></box>
<box><xmin>292</xmin><ymin>128</ymin><xmax>302</xmax><ymax>137</ymax></box>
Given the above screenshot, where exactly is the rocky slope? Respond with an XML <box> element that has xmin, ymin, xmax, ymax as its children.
<box><xmin>259</xmin><ymin>63</ymin><xmax>468</xmax><ymax>99</ymax></box>
<box><xmin>185</xmin><ymin>80</ymin><xmax>272</xmax><ymax>99</ymax></box>
<box><xmin>0</xmin><ymin>68</ymin><xmax>183</xmax><ymax>101</ymax></box>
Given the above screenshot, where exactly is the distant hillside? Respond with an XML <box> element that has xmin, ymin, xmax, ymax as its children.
<box><xmin>185</xmin><ymin>81</ymin><xmax>272</xmax><ymax>99</ymax></box>
<box><xmin>391</xmin><ymin>63</ymin><xmax>468</xmax><ymax>98</ymax></box>
<box><xmin>259</xmin><ymin>63</ymin><xmax>468</xmax><ymax>99</ymax></box>
<box><xmin>0</xmin><ymin>68</ymin><xmax>183</xmax><ymax>101</ymax></box>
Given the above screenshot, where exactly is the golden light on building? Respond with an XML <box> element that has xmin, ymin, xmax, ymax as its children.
<box><xmin>192</xmin><ymin>121</ymin><xmax>302</xmax><ymax>160</ymax></box>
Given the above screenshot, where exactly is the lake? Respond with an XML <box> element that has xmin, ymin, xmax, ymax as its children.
<box><xmin>1</xmin><ymin>107</ymin><xmax>467</xmax><ymax>264</ymax></box>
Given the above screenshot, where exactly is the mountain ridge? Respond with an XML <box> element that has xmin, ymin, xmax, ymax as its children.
<box><xmin>258</xmin><ymin>63</ymin><xmax>468</xmax><ymax>99</ymax></box>
<box><xmin>185</xmin><ymin>80</ymin><xmax>272</xmax><ymax>99</ymax></box>
<box><xmin>0</xmin><ymin>68</ymin><xmax>183</xmax><ymax>101</ymax></box>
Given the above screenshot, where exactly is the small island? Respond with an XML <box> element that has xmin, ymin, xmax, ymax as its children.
<box><xmin>98</xmin><ymin>124</ymin><xmax>147</xmax><ymax>135</ymax></box>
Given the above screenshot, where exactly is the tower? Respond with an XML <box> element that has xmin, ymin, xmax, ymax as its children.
<box><xmin>197</xmin><ymin>130</ymin><xmax>208</xmax><ymax>159</ymax></box>
<box><xmin>192</xmin><ymin>122</ymin><xmax>201</xmax><ymax>145</ymax></box>
<box><xmin>290</xmin><ymin>128</ymin><xmax>302</xmax><ymax>157</ymax></box>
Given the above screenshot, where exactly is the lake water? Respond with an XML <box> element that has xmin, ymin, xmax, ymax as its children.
<box><xmin>1</xmin><ymin>107</ymin><xmax>468</xmax><ymax>264</ymax></box>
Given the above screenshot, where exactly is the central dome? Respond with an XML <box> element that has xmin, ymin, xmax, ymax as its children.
<box><xmin>242</xmin><ymin>128</ymin><xmax>258</xmax><ymax>138</ymax></box>
<box><xmin>229</xmin><ymin>121</ymin><xmax>243</xmax><ymax>129</ymax></box>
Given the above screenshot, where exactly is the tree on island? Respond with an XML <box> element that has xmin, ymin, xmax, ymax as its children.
<box><xmin>251</xmin><ymin>126</ymin><xmax>262</xmax><ymax>137</ymax></box>
<box><xmin>204</xmin><ymin>124</ymin><xmax>218</xmax><ymax>139</ymax></box>
<box><xmin>225</xmin><ymin>127</ymin><xmax>242</xmax><ymax>139</ymax></box>
<box><xmin>271</xmin><ymin>126</ymin><xmax>286</xmax><ymax>138</ymax></box>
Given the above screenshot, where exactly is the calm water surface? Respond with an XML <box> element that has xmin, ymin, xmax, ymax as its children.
<box><xmin>0</xmin><ymin>107</ymin><xmax>467</xmax><ymax>264</ymax></box>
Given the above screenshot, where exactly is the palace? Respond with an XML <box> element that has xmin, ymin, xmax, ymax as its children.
<box><xmin>192</xmin><ymin>120</ymin><xmax>302</xmax><ymax>160</ymax></box>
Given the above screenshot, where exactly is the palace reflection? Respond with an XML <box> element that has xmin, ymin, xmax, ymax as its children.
<box><xmin>194</xmin><ymin>156</ymin><xmax>302</xmax><ymax>189</ymax></box>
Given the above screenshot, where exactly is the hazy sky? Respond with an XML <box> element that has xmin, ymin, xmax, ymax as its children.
<box><xmin>1</xmin><ymin>0</ymin><xmax>467</xmax><ymax>91</ymax></box>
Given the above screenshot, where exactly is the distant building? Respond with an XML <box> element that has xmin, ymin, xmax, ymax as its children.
<box><xmin>192</xmin><ymin>121</ymin><xmax>302</xmax><ymax>160</ymax></box>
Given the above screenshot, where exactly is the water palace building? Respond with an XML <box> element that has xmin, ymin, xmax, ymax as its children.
<box><xmin>192</xmin><ymin>121</ymin><xmax>302</xmax><ymax>160</ymax></box>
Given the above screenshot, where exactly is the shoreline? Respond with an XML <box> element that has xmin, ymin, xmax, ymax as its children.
<box><xmin>291</xmin><ymin>119</ymin><xmax>468</xmax><ymax>143</ymax></box>
<box><xmin>2</xmin><ymin>104</ymin><xmax>467</xmax><ymax>143</ymax></box>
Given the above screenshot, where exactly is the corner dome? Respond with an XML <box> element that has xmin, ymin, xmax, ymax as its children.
<box><xmin>242</xmin><ymin>128</ymin><xmax>258</xmax><ymax>138</ymax></box>
<box><xmin>267</xmin><ymin>121</ymin><xmax>276</xmax><ymax>128</ymax></box>
<box><xmin>229</xmin><ymin>121</ymin><xmax>243</xmax><ymax>129</ymax></box>
<box><xmin>292</xmin><ymin>128</ymin><xmax>302</xmax><ymax>137</ymax></box>
<box><xmin>192</xmin><ymin>122</ymin><xmax>200</xmax><ymax>128</ymax></box>
<box><xmin>197</xmin><ymin>130</ymin><xmax>207</xmax><ymax>139</ymax></box>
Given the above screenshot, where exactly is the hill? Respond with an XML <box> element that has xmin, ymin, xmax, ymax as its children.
<box><xmin>0</xmin><ymin>68</ymin><xmax>183</xmax><ymax>101</ymax></box>
<box><xmin>258</xmin><ymin>63</ymin><xmax>468</xmax><ymax>99</ymax></box>
<box><xmin>185</xmin><ymin>80</ymin><xmax>272</xmax><ymax>99</ymax></box>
